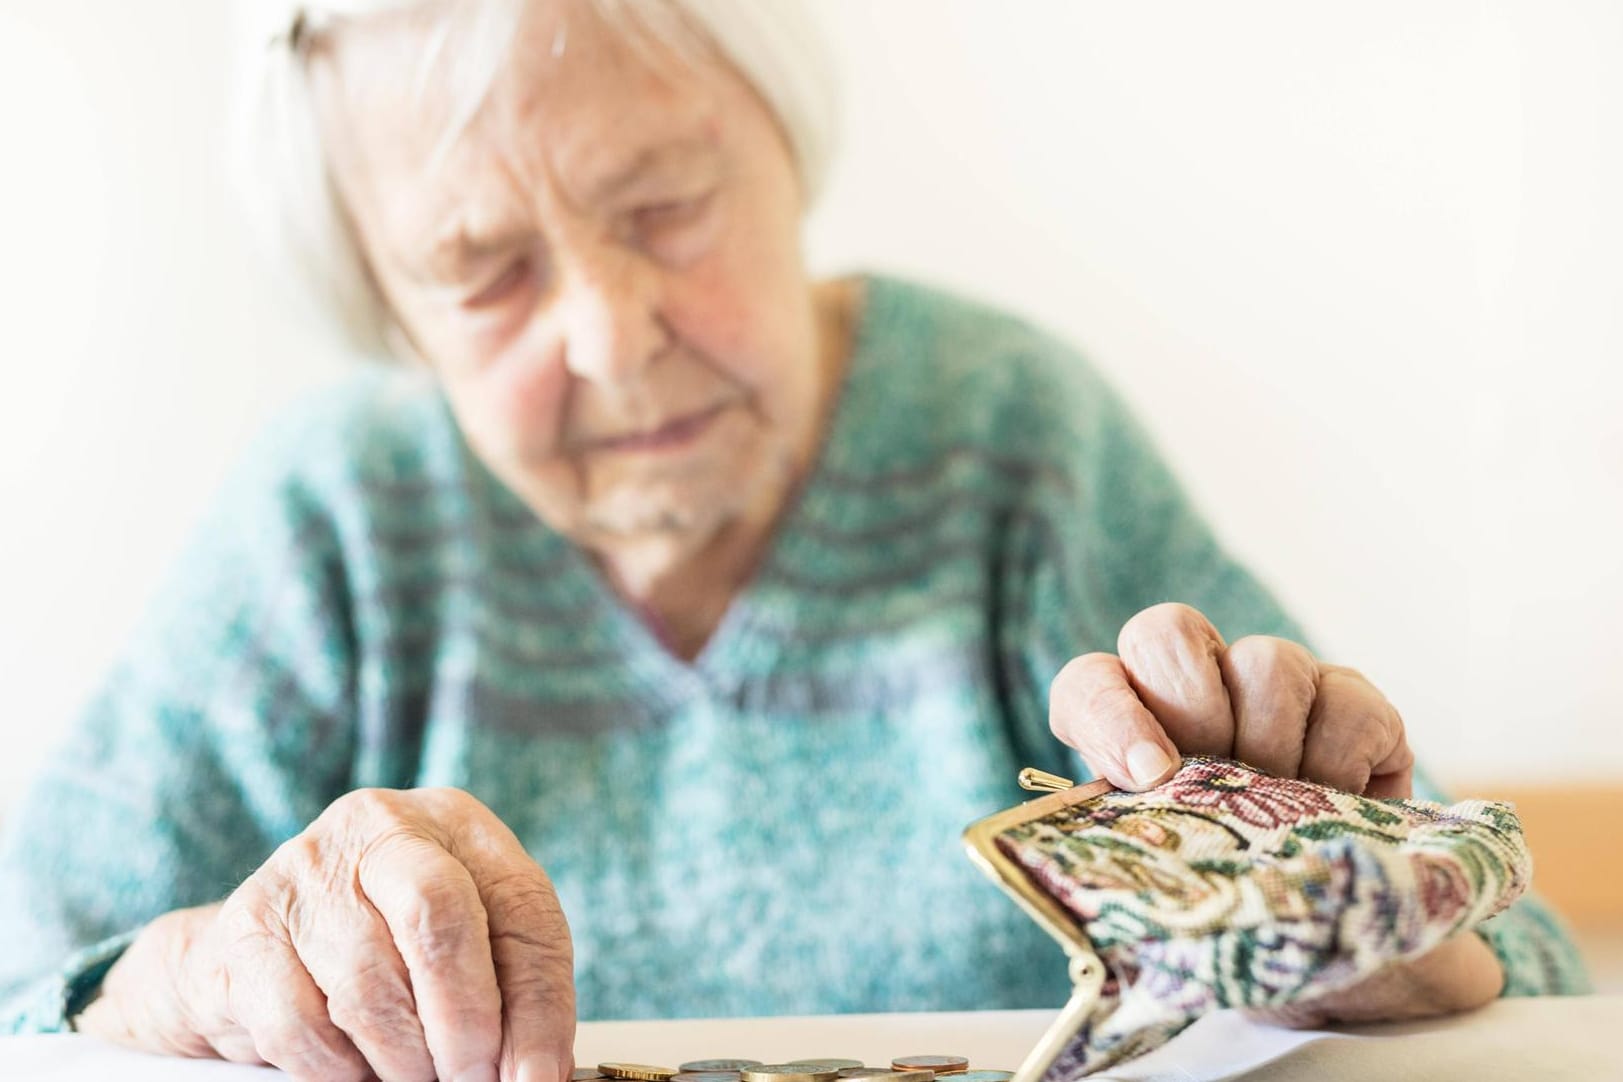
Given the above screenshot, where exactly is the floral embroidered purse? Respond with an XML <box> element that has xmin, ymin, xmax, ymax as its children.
<box><xmin>961</xmin><ymin>756</ymin><xmax>1531</xmax><ymax>1079</ymax></box>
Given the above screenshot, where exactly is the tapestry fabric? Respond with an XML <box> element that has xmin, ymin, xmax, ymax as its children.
<box><xmin>995</xmin><ymin>756</ymin><xmax>1533</xmax><ymax>1077</ymax></box>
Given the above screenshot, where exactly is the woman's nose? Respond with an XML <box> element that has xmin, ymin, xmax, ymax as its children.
<box><xmin>555</xmin><ymin>251</ymin><xmax>669</xmax><ymax>388</ymax></box>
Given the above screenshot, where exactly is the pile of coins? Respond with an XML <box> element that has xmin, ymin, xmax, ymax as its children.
<box><xmin>581</xmin><ymin>1056</ymin><xmax>1012</xmax><ymax>1082</ymax></box>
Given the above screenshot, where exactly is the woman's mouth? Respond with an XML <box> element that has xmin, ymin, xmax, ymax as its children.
<box><xmin>592</xmin><ymin>402</ymin><xmax>731</xmax><ymax>454</ymax></box>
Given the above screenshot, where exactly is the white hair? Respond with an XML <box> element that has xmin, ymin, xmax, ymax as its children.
<box><xmin>230</xmin><ymin>0</ymin><xmax>838</xmax><ymax>358</ymax></box>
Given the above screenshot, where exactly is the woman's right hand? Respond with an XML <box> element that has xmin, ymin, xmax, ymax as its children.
<box><xmin>77</xmin><ymin>787</ymin><xmax>576</xmax><ymax>1082</ymax></box>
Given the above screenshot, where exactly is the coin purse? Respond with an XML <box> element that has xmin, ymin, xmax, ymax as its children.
<box><xmin>961</xmin><ymin>756</ymin><xmax>1531</xmax><ymax>1079</ymax></box>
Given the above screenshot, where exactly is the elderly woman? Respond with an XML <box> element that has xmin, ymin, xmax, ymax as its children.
<box><xmin>0</xmin><ymin>0</ymin><xmax>1589</xmax><ymax>1079</ymax></box>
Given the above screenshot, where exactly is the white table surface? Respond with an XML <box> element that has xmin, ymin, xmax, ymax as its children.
<box><xmin>3</xmin><ymin>997</ymin><xmax>1620</xmax><ymax>1081</ymax></box>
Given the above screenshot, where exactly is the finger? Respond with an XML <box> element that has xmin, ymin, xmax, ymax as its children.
<box><xmin>1300</xmin><ymin>665</ymin><xmax>1411</xmax><ymax>795</ymax></box>
<box><xmin>1116</xmin><ymin>603</ymin><xmax>1236</xmax><ymax>756</ymax></box>
<box><xmin>173</xmin><ymin>907</ymin><xmax>281</xmax><ymax>1066</ymax></box>
<box><xmin>291</xmin><ymin>876</ymin><xmax>436</xmax><ymax>1082</ymax></box>
<box><xmin>1050</xmin><ymin>652</ymin><xmax>1182</xmax><ymax>790</ymax></box>
<box><xmin>435</xmin><ymin>795</ymin><xmax>577</xmax><ymax>1082</ymax></box>
<box><xmin>1220</xmin><ymin>635</ymin><xmax>1319</xmax><ymax>779</ymax></box>
<box><xmin>1364</xmin><ymin>727</ymin><xmax>1416</xmax><ymax>800</ymax></box>
<box><xmin>217</xmin><ymin>882</ymin><xmax>372</xmax><ymax>1082</ymax></box>
<box><xmin>359</xmin><ymin>827</ymin><xmax>504</xmax><ymax>1082</ymax></box>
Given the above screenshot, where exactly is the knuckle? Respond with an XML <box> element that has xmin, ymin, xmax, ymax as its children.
<box><xmin>325</xmin><ymin>787</ymin><xmax>411</xmax><ymax>836</ymax></box>
<box><xmin>1124</xmin><ymin>601</ymin><xmax>1209</xmax><ymax>642</ymax></box>
<box><xmin>1083</xmin><ymin>680</ymin><xmax>1150</xmax><ymax>726</ymax></box>
<box><xmin>1227</xmin><ymin>637</ymin><xmax>1318</xmax><ymax>706</ymax></box>
<box><xmin>497</xmin><ymin>961</ymin><xmax>576</xmax><ymax>1015</ymax></box>
<box><xmin>271</xmin><ymin>833</ymin><xmax>332</xmax><ymax>884</ymax></box>
<box><xmin>1384</xmin><ymin>701</ymin><xmax>1406</xmax><ymax>738</ymax></box>
<box><xmin>1050</xmin><ymin>672</ymin><xmax>1147</xmax><ymax>748</ymax></box>
<box><xmin>325</xmin><ymin>968</ymin><xmax>423</xmax><ymax>1049</ymax></box>
<box><xmin>1048</xmin><ymin>653</ymin><xmax>1114</xmax><ymax>709</ymax></box>
<box><xmin>1118</xmin><ymin>605</ymin><xmax>1226</xmax><ymax>687</ymax></box>
<box><xmin>218</xmin><ymin>887</ymin><xmax>290</xmax><ymax>958</ymax></box>
<box><xmin>490</xmin><ymin>880</ymin><xmax>570</xmax><ymax>944</ymax></box>
<box><xmin>250</xmin><ymin>1018</ymin><xmax>354</xmax><ymax>1078</ymax></box>
<box><xmin>1320</xmin><ymin>661</ymin><xmax>1370</xmax><ymax>684</ymax></box>
<box><xmin>420</xmin><ymin>784</ymin><xmax>482</xmax><ymax>808</ymax></box>
<box><xmin>1227</xmin><ymin>634</ymin><xmax>1297</xmax><ymax>667</ymax></box>
<box><xmin>415</xmin><ymin>785</ymin><xmax>492</xmax><ymax>825</ymax></box>
<box><xmin>396</xmin><ymin>879</ymin><xmax>487</xmax><ymax>962</ymax></box>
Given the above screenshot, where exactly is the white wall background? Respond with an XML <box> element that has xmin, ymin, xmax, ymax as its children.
<box><xmin>1</xmin><ymin>1</ymin><xmax>1619</xmax><ymax>816</ymax></box>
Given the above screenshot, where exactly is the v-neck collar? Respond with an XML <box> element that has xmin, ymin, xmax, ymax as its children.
<box><xmin>486</xmin><ymin>273</ymin><xmax>900</xmax><ymax>705</ymax></box>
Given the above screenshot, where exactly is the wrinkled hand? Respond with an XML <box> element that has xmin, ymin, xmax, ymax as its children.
<box><xmin>1048</xmin><ymin>602</ymin><xmax>1503</xmax><ymax>1023</ymax></box>
<box><xmin>79</xmin><ymin>787</ymin><xmax>576</xmax><ymax>1082</ymax></box>
<box><xmin>1049</xmin><ymin>602</ymin><xmax>1414</xmax><ymax>797</ymax></box>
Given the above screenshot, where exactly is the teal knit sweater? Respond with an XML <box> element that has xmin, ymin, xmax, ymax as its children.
<box><xmin>0</xmin><ymin>275</ymin><xmax>1590</xmax><ymax>1034</ymax></box>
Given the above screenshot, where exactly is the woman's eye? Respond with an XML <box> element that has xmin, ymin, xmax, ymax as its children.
<box><xmin>462</xmin><ymin>257</ymin><xmax>533</xmax><ymax>310</ymax></box>
<box><xmin>634</xmin><ymin>191</ymin><xmax>715</xmax><ymax>239</ymax></box>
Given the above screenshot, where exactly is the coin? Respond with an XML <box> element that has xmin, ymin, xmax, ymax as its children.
<box><xmin>600</xmin><ymin>1065</ymin><xmax>679</xmax><ymax>1081</ymax></box>
<box><xmin>742</xmin><ymin>1066</ymin><xmax>841</xmax><ymax>1082</ymax></box>
<box><xmin>672</xmin><ymin>1073</ymin><xmax>742</xmax><ymax>1082</ymax></box>
<box><xmin>574</xmin><ymin>1072</ymin><xmax>608</xmax><ymax>1081</ymax></box>
<box><xmin>786</xmin><ymin>1062</ymin><xmax>865</xmax><ymax>1072</ymax></box>
<box><xmin>891</xmin><ymin>1058</ymin><xmax>968</xmax><ymax>1075</ymax></box>
<box><xmin>837</xmin><ymin>1071</ymin><xmax>933</xmax><ymax>1082</ymax></box>
<box><xmin>680</xmin><ymin>1063</ymin><xmax>763</xmax><ymax>1073</ymax></box>
<box><xmin>951</xmin><ymin>1074</ymin><xmax>1013</xmax><ymax>1082</ymax></box>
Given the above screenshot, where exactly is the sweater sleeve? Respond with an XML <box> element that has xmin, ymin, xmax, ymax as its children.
<box><xmin>994</xmin><ymin>336</ymin><xmax>1591</xmax><ymax>998</ymax></box>
<box><xmin>0</xmin><ymin>418</ymin><xmax>361</xmax><ymax>1034</ymax></box>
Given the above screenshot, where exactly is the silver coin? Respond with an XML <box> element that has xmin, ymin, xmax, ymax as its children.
<box><xmin>743</xmin><ymin>1066</ymin><xmax>841</xmax><ymax>1082</ymax></box>
<box><xmin>682</xmin><ymin>1063</ymin><xmax>764</xmax><ymax>1073</ymax></box>
<box><xmin>838</xmin><ymin>1072</ymin><xmax>933</xmax><ymax>1082</ymax></box>
<box><xmin>671</xmin><ymin>1074</ymin><xmax>742</xmax><ymax>1082</ymax></box>
<box><xmin>951</xmin><ymin>1074</ymin><xmax>1013</xmax><ymax>1082</ymax></box>
<box><xmin>786</xmin><ymin>1062</ymin><xmax>864</xmax><ymax>1072</ymax></box>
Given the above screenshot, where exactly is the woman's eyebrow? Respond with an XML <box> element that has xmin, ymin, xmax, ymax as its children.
<box><xmin>585</xmin><ymin>136</ymin><xmax>720</xmax><ymax>204</ymax></box>
<box><xmin>408</xmin><ymin>224</ymin><xmax>530</xmax><ymax>285</ymax></box>
<box><xmin>399</xmin><ymin>138</ymin><xmax>722</xmax><ymax>283</ymax></box>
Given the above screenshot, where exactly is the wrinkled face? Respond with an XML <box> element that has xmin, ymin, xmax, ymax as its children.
<box><xmin>315</xmin><ymin>0</ymin><xmax>825</xmax><ymax>570</ymax></box>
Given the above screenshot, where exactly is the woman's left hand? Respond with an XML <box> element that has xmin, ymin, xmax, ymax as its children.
<box><xmin>1048</xmin><ymin>601</ymin><xmax>1504</xmax><ymax>1024</ymax></box>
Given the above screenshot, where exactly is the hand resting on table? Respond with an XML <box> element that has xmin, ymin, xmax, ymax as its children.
<box><xmin>76</xmin><ymin>787</ymin><xmax>576</xmax><ymax>1082</ymax></box>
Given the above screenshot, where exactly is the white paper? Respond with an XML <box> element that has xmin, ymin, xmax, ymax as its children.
<box><xmin>1094</xmin><ymin>997</ymin><xmax>1623</xmax><ymax>1081</ymax></box>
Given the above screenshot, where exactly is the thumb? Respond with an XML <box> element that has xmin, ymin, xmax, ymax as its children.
<box><xmin>1050</xmin><ymin>652</ymin><xmax>1183</xmax><ymax>791</ymax></box>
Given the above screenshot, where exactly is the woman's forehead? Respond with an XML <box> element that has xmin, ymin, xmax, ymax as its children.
<box><xmin>320</xmin><ymin>0</ymin><xmax>735</xmax><ymax>251</ymax></box>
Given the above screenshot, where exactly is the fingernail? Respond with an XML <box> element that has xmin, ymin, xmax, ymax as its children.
<box><xmin>454</xmin><ymin>1066</ymin><xmax>498</xmax><ymax>1082</ymax></box>
<box><xmin>1126</xmin><ymin>741</ymin><xmax>1174</xmax><ymax>788</ymax></box>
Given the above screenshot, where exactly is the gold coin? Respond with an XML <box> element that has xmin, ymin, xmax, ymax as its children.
<box><xmin>786</xmin><ymin>1062</ymin><xmax>864</xmax><ymax>1072</ymax></box>
<box><xmin>743</xmin><ymin>1066</ymin><xmax>841</xmax><ymax>1082</ymax></box>
<box><xmin>892</xmin><ymin>1058</ymin><xmax>968</xmax><ymax>1075</ymax></box>
<box><xmin>680</xmin><ymin>1063</ymin><xmax>763</xmax><ymax>1073</ymax></box>
<box><xmin>600</xmin><ymin>1065</ymin><xmax>678</xmax><ymax>1081</ymax></box>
